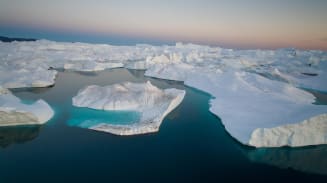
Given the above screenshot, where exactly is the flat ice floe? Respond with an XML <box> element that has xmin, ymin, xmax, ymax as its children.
<box><xmin>0</xmin><ymin>86</ymin><xmax>54</xmax><ymax>126</ymax></box>
<box><xmin>72</xmin><ymin>81</ymin><xmax>185</xmax><ymax>135</ymax></box>
<box><xmin>1</xmin><ymin>40</ymin><xmax>327</xmax><ymax>147</ymax></box>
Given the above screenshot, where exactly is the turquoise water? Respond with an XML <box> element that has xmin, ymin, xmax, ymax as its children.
<box><xmin>20</xmin><ymin>99</ymin><xmax>38</xmax><ymax>105</ymax></box>
<box><xmin>0</xmin><ymin>68</ymin><xmax>326</xmax><ymax>182</ymax></box>
<box><xmin>68</xmin><ymin>107</ymin><xmax>141</xmax><ymax>128</ymax></box>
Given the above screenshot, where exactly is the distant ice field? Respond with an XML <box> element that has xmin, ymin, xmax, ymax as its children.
<box><xmin>0</xmin><ymin>40</ymin><xmax>326</xmax><ymax>147</ymax></box>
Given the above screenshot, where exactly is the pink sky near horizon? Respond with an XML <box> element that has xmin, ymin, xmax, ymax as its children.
<box><xmin>0</xmin><ymin>0</ymin><xmax>326</xmax><ymax>50</ymax></box>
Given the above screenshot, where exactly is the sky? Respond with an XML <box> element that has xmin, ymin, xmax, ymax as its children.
<box><xmin>0</xmin><ymin>0</ymin><xmax>326</xmax><ymax>50</ymax></box>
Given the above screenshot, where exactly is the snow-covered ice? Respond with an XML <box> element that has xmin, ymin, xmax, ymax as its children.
<box><xmin>0</xmin><ymin>86</ymin><xmax>54</xmax><ymax>126</ymax></box>
<box><xmin>1</xmin><ymin>40</ymin><xmax>327</xmax><ymax>147</ymax></box>
<box><xmin>72</xmin><ymin>81</ymin><xmax>185</xmax><ymax>135</ymax></box>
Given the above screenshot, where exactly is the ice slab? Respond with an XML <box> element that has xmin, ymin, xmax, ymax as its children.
<box><xmin>249</xmin><ymin>114</ymin><xmax>327</xmax><ymax>147</ymax></box>
<box><xmin>246</xmin><ymin>145</ymin><xmax>327</xmax><ymax>175</ymax></box>
<box><xmin>72</xmin><ymin>81</ymin><xmax>185</xmax><ymax>135</ymax></box>
<box><xmin>0</xmin><ymin>64</ymin><xmax>57</xmax><ymax>89</ymax></box>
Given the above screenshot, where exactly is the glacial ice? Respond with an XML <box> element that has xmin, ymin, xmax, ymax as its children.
<box><xmin>1</xmin><ymin>39</ymin><xmax>327</xmax><ymax>147</ymax></box>
<box><xmin>72</xmin><ymin>81</ymin><xmax>185</xmax><ymax>135</ymax></box>
<box><xmin>0</xmin><ymin>86</ymin><xmax>54</xmax><ymax>126</ymax></box>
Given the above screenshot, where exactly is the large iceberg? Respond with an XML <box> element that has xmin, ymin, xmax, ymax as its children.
<box><xmin>72</xmin><ymin>81</ymin><xmax>185</xmax><ymax>135</ymax></box>
<box><xmin>146</xmin><ymin>64</ymin><xmax>327</xmax><ymax>147</ymax></box>
<box><xmin>0</xmin><ymin>86</ymin><xmax>54</xmax><ymax>126</ymax></box>
<box><xmin>1</xmin><ymin>40</ymin><xmax>327</xmax><ymax>147</ymax></box>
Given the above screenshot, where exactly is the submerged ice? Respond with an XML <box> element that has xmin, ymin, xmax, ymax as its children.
<box><xmin>72</xmin><ymin>81</ymin><xmax>185</xmax><ymax>135</ymax></box>
<box><xmin>1</xmin><ymin>40</ymin><xmax>327</xmax><ymax>147</ymax></box>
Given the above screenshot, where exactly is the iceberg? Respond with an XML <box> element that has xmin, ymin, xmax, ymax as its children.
<box><xmin>145</xmin><ymin>64</ymin><xmax>327</xmax><ymax>147</ymax></box>
<box><xmin>0</xmin><ymin>86</ymin><xmax>54</xmax><ymax>126</ymax></box>
<box><xmin>72</xmin><ymin>81</ymin><xmax>185</xmax><ymax>135</ymax></box>
<box><xmin>0</xmin><ymin>63</ymin><xmax>57</xmax><ymax>89</ymax></box>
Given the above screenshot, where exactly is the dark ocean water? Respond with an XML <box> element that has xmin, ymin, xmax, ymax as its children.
<box><xmin>0</xmin><ymin>69</ymin><xmax>326</xmax><ymax>183</ymax></box>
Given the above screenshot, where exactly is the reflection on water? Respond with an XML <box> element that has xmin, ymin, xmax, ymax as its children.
<box><xmin>0</xmin><ymin>126</ymin><xmax>41</xmax><ymax>148</ymax></box>
<box><xmin>10</xmin><ymin>86</ymin><xmax>53</xmax><ymax>94</ymax></box>
<box><xmin>74</xmin><ymin>71</ymin><xmax>99</xmax><ymax>76</ymax></box>
<box><xmin>244</xmin><ymin>145</ymin><xmax>327</xmax><ymax>175</ymax></box>
<box><xmin>127</xmin><ymin>69</ymin><xmax>145</xmax><ymax>78</ymax></box>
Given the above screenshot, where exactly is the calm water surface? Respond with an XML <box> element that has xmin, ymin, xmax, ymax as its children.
<box><xmin>0</xmin><ymin>68</ymin><xmax>326</xmax><ymax>182</ymax></box>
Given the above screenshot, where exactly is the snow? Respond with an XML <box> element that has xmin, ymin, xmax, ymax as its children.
<box><xmin>72</xmin><ymin>81</ymin><xmax>185</xmax><ymax>135</ymax></box>
<box><xmin>0</xmin><ymin>86</ymin><xmax>54</xmax><ymax>126</ymax></box>
<box><xmin>1</xmin><ymin>40</ymin><xmax>327</xmax><ymax>147</ymax></box>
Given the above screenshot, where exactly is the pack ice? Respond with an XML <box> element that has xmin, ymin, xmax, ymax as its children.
<box><xmin>72</xmin><ymin>81</ymin><xmax>185</xmax><ymax>135</ymax></box>
<box><xmin>1</xmin><ymin>40</ymin><xmax>326</xmax><ymax>147</ymax></box>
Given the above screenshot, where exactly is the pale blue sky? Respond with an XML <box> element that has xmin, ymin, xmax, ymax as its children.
<box><xmin>0</xmin><ymin>0</ymin><xmax>326</xmax><ymax>49</ymax></box>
